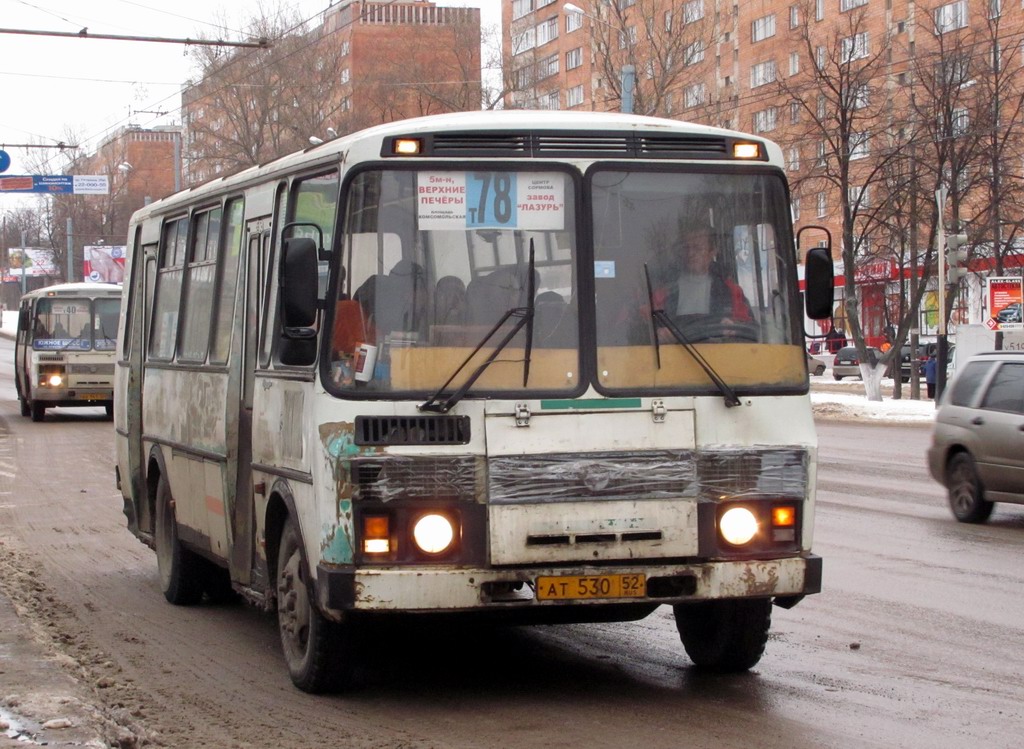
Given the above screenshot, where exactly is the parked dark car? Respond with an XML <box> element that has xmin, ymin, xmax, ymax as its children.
<box><xmin>832</xmin><ymin>345</ymin><xmax>882</xmax><ymax>380</ymax></box>
<box><xmin>899</xmin><ymin>344</ymin><xmax>929</xmax><ymax>382</ymax></box>
<box><xmin>996</xmin><ymin>302</ymin><xmax>1022</xmax><ymax>324</ymax></box>
<box><xmin>927</xmin><ymin>351</ymin><xmax>1024</xmax><ymax>522</ymax></box>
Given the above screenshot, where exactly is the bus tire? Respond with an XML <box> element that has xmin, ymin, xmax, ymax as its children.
<box><xmin>673</xmin><ymin>598</ymin><xmax>772</xmax><ymax>672</ymax></box>
<box><xmin>30</xmin><ymin>401</ymin><xmax>45</xmax><ymax>422</ymax></box>
<box><xmin>104</xmin><ymin>403</ymin><xmax>114</xmax><ymax>419</ymax></box>
<box><xmin>276</xmin><ymin>515</ymin><xmax>356</xmax><ymax>693</ymax></box>
<box><xmin>155</xmin><ymin>475</ymin><xmax>205</xmax><ymax>605</ymax></box>
<box><xmin>19</xmin><ymin>396</ymin><xmax>30</xmax><ymax>418</ymax></box>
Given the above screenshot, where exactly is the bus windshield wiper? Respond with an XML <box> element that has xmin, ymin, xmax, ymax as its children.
<box><xmin>643</xmin><ymin>264</ymin><xmax>742</xmax><ymax>408</ymax></box>
<box><xmin>419</xmin><ymin>244</ymin><xmax>536</xmax><ymax>414</ymax></box>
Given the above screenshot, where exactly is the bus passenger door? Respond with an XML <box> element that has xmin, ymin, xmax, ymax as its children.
<box><xmin>227</xmin><ymin>225</ymin><xmax>268</xmax><ymax>585</ymax></box>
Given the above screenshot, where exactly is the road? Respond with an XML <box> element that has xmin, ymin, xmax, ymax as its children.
<box><xmin>1</xmin><ymin>336</ymin><xmax>1022</xmax><ymax>748</ymax></box>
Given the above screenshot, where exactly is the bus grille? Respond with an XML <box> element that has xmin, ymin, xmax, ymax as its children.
<box><xmin>352</xmin><ymin>456</ymin><xmax>481</xmax><ymax>503</ymax></box>
<box><xmin>354</xmin><ymin>415</ymin><xmax>470</xmax><ymax>446</ymax></box>
<box><xmin>393</xmin><ymin>131</ymin><xmax>743</xmax><ymax>160</ymax></box>
<box><xmin>68</xmin><ymin>363</ymin><xmax>115</xmax><ymax>375</ymax></box>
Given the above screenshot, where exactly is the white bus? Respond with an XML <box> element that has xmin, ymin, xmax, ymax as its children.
<box><xmin>15</xmin><ymin>281</ymin><xmax>122</xmax><ymax>421</ymax></box>
<box><xmin>114</xmin><ymin>111</ymin><xmax>833</xmax><ymax>692</ymax></box>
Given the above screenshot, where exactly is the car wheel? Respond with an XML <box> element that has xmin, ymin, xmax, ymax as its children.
<box><xmin>833</xmin><ymin>374</ymin><xmax>843</xmax><ymax>381</ymax></box>
<box><xmin>673</xmin><ymin>598</ymin><xmax>772</xmax><ymax>672</ymax></box>
<box><xmin>277</xmin><ymin>515</ymin><xmax>358</xmax><ymax>693</ymax></box>
<box><xmin>814</xmin><ymin>365</ymin><xmax>826</xmax><ymax>376</ymax></box>
<box><xmin>946</xmin><ymin>452</ymin><xmax>994</xmax><ymax>524</ymax></box>
<box><xmin>155</xmin><ymin>474</ymin><xmax>205</xmax><ymax>605</ymax></box>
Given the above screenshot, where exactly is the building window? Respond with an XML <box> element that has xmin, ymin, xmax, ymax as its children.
<box><xmin>850</xmin><ymin>131</ymin><xmax>870</xmax><ymax>159</ymax></box>
<box><xmin>753</xmin><ymin>107</ymin><xmax>778</xmax><ymax>132</ymax></box>
<box><xmin>816</xmin><ymin>141</ymin><xmax>827</xmax><ymax>165</ymax></box>
<box><xmin>815</xmin><ymin>0</ymin><xmax>824</xmax><ymax>21</ymax></box>
<box><xmin>790</xmin><ymin>51</ymin><xmax>800</xmax><ymax>75</ymax></box>
<box><xmin>934</xmin><ymin>0</ymin><xmax>968</xmax><ymax>33</ymax></box>
<box><xmin>566</xmin><ymin>47</ymin><xmax>583</xmax><ymax>70</ymax></box>
<box><xmin>841</xmin><ymin>33</ymin><xmax>869</xmax><ymax>63</ymax></box>
<box><xmin>853</xmin><ymin>83</ymin><xmax>870</xmax><ymax>109</ymax></box>
<box><xmin>512</xmin><ymin>0</ymin><xmax>534</xmax><ymax>20</ymax></box>
<box><xmin>567</xmin><ymin>84</ymin><xmax>584</xmax><ymax>107</ymax></box>
<box><xmin>537</xmin><ymin>0</ymin><xmax>556</xmax><ymax>6</ymax></box>
<box><xmin>791</xmin><ymin>197</ymin><xmax>801</xmax><ymax>221</ymax></box>
<box><xmin>341</xmin><ymin>68</ymin><xmax>350</xmax><ymax>84</ymax></box>
<box><xmin>664</xmin><ymin>10</ymin><xmax>674</xmax><ymax>32</ymax></box>
<box><xmin>537</xmin><ymin>17</ymin><xmax>559</xmax><ymax>46</ymax></box>
<box><xmin>752</xmin><ymin>14</ymin><xmax>776</xmax><ymax>42</ymax></box>
<box><xmin>566</xmin><ymin>10</ymin><xmax>582</xmax><ymax>32</ymax></box>
<box><xmin>840</xmin><ymin>0</ymin><xmax>868</xmax><ymax>10</ymax></box>
<box><xmin>684</xmin><ymin>82</ymin><xmax>707</xmax><ymax>107</ymax></box>
<box><xmin>539</xmin><ymin>90</ymin><xmax>560</xmax><ymax>110</ymax></box>
<box><xmin>750</xmin><ymin>60</ymin><xmax>777</xmax><ymax>88</ymax></box>
<box><xmin>952</xmin><ymin>107</ymin><xmax>970</xmax><ymax>135</ymax></box>
<box><xmin>817</xmin><ymin>192</ymin><xmax>827</xmax><ymax>218</ymax></box>
<box><xmin>787</xmin><ymin>146</ymin><xmax>800</xmax><ymax>171</ymax></box>
<box><xmin>538</xmin><ymin>53</ymin><xmax>559</xmax><ymax>79</ymax></box>
<box><xmin>341</xmin><ymin>40</ymin><xmax>350</xmax><ymax>56</ymax></box>
<box><xmin>817</xmin><ymin>95</ymin><xmax>827</xmax><ymax>119</ymax></box>
<box><xmin>513</xmin><ymin>29</ymin><xmax>536</xmax><ymax>55</ymax></box>
<box><xmin>618</xmin><ymin>0</ymin><xmax>636</xmax><ymax>7</ymax></box>
<box><xmin>790</xmin><ymin>101</ymin><xmax>801</xmax><ymax>123</ymax></box>
<box><xmin>684</xmin><ymin>0</ymin><xmax>704</xmax><ymax>23</ymax></box>
<box><xmin>790</xmin><ymin>5</ymin><xmax>800</xmax><ymax>27</ymax></box>
<box><xmin>685</xmin><ymin>41</ymin><xmax>705</xmax><ymax>64</ymax></box>
<box><xmin>816</xmin><ymin>45</ymin><xmax>826</xmax><ymax>69</ymax></box>
<box><xmin>989</xmin><ymin>0</ymin><xmax>1001</xmax><ymax>18</ymax></box>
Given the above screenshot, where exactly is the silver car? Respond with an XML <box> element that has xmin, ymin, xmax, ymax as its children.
<box><xmin>927</xmin><ymin>351</ymin><xmax>1024</xmax><ymax>523</ymax></box>
<box><xmin>832</xmin><ymin>345</ymin><xmax>882</xmax><ymax>381</ymax></box>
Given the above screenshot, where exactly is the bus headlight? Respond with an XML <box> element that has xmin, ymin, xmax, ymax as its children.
<box><xmin>48</xmin><ymin>373</ymin><xmax>64</xmax><ymax>387</ymax></box>
<box><xmin>719</xmin><ymin>506</ymin><xmax>759</xmax><ymax>546</ymax></box>
<box><xmin>412</xmin><ymin>513</ymin><xmax>455</xmax><ymax>555</ymax></box>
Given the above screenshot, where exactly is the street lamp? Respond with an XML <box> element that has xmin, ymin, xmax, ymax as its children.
<box><xmin>561</xmin><ymin>2</ymin><xmax>635</xmax><ymax>114</ymax></box>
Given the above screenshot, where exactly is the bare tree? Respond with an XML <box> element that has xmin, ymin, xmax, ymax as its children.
<box><xmin>543</xmin><ymin>0</ymin><xmax>713</xmax><ymax>116</ymax></box>
<box><xmin>777</xmin><ymin>6</ymin><xmax>905</xmax><ymax>399</ymax></box>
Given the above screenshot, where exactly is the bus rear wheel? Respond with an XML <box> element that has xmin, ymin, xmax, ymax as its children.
<box><xmin>673</xmin><ymin>598</ymin><xmax>772</xmax><ymax>672</ymax></box>
<box><xmin>276</xmin><ymin>515</ymin><xmax>357</xmax><ymax>693</ymax></box>
<box><xmin>30</xmin><ymin>401</ymin><xmax>46</xmax><ymax>422</ymax></box>
<box><xmin>154</xmin><ymin>475</ymin><xmax>204</xmax><ymax>605</ymax></box>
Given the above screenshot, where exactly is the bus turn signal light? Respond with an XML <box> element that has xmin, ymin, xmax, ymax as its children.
<box><xmin>772</xmin><ymin>506</ymin><xmax>796</xmax><ymax>527</ymax></box>
<box><xmin>362</xmin><ymin>515</ymin><xmax>390</xmax><ymax>554</ymax></box>
<box><xmin>733</xmin><ymin>142</ymin><xmax>761</xmax><ymax>159</ymax></box>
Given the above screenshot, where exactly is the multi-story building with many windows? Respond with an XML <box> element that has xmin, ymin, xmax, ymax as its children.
<box><xmin>502</xmin><ymin>0</ymin><xmax>1024</xmax><ymax>344</ymax></box>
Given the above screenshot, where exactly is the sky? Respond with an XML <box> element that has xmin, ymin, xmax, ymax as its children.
<box><xmin>0</xmin><ymin>0</ymin><xmax>501</xmax><ymax>179</ymax></box>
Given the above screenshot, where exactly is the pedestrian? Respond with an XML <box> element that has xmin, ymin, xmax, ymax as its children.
<box><xmin>925</xmin><ymin>354</ymin><xmax>938</xmax><ymax>399</ymax></box>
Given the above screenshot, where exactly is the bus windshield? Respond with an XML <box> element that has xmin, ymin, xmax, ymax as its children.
<box><xmin>32</xmin><ymin>297</ymin><xmax>119</xmax><ymax>351</ymax></box>
<box><xmin>591</xmin><ymin>167</ymin><xmax>805</xmax><ymax>393</ymax></box>
<box><xmin>327</xmin><ymin>168</ymin><xmax>579</xmax><ymax>397</ymax></box>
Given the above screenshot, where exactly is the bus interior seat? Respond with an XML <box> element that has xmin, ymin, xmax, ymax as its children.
<box><xmin>373</xmin><ymin>260</ymin><xmax>427</xmax><ymax>338</ymax></box>
<box><xmin>466</xmin><ymin>266</ymin><xmax>538</xmax><ymax>327</ymax></box>
<box><xmin>332</xmin><ymin>299</ymin><xmax>368</xmax><ymax>356</ymax></box>
<box><xmin>533</xmin><ymin>291</ymin><xmax>576</xmax><ymax>348</ymax></box>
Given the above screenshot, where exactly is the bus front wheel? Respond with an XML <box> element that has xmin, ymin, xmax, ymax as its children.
<box><xmin>19</xmin><ymin>396</ymin><xmax>30</xmax><ymax>418</ymax></box>
<box><xmin>276</xmin><ymin>515</ymin><xmax>357</xmax><ymax>693</ymax></box>
<box><xmin>30</xmin><ymin>401</ymin><xmax>45</xmax><ymax>422</ymax></box>
<box><xmin>154</xmin><ymin>475</ymin><xmax>204</xmax><ymax>605</ymax></box>
<box><xmin>673</xmin><ymin>598</ymin><xmax>772</xmax><ymax>672</ymax></box>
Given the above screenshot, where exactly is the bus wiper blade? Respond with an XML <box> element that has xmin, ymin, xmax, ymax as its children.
<box><xmin>420</xmin><ymin>248</ymin><xmax>537</xmax><ymax>414</ymax></box>
<box><xmin>643</xmin><ymin>264</ymin><xmax>742</xmax><ymax>409</ymax></box>
<box><xmin>418</xmin><ymin>306</ymin><xmax>532</xmax><ymax>413</ymax></box>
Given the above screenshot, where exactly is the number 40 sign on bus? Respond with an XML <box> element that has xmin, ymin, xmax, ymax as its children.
<box><xmin>417</xmin><ymin>171</ymin><xmax>565</xmax><ymax>231</ymax></box>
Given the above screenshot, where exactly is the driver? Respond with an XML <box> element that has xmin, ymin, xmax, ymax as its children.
<box><xmin>657</xmin><ymin>226</ymin><xmax>752</xmax><ymax>339</ymax></box>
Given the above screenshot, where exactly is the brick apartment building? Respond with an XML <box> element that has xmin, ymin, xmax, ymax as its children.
<box><xmin>182</xmin><ymin>0</ymin><xmax>481</xmax><ymax>186</ymax></box>
<box><xmin>58</xmin><ymin>126</ymin><xmax>182</xmax><ymax>279</ymax></box>
<box><xmin>503</xmin><ymin>0</ymin><xmax>1024</xmax><ymax>343</ymax></box>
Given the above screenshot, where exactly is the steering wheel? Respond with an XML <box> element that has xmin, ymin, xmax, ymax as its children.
<box><xmin>674</xmin><ymin>317</ymin><xmax>759</xmax><ymax>343</ymax></box>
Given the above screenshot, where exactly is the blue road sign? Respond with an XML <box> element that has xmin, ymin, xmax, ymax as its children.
<box><xmin>0</xmin><ymin>150</ymin><xmax>10</xmax><ymax>173</ymax></box>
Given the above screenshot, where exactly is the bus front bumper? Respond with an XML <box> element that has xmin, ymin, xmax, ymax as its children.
<box><xmin>316</xmin><ymin>554</ymin><xmax>821</xmax><ymax>614</ymax></box>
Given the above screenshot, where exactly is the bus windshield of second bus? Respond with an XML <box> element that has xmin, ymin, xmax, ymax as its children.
<box><xmin>325</xmin><ymin>165</ymin><xmax>802</xmax><ymax>401</ymax></box>
<box><xmin>32</xmin><ymin>296</ymin><xmax>119</xmax><ymax>351</ymax></box>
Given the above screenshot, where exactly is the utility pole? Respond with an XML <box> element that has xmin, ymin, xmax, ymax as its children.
<box><xmin>936</xmin><ymin>187</ymin><xmax>948</xmax><ymax>402</ymax></box>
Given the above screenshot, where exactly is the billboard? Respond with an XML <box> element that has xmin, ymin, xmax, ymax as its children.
<box><xmin>986</xmin><ymin>276</ymin><xmax>1024</xmax><ymax>331</ymax></box>
<box><xmin>83</xmin><ymin>245</ymin><xmax>126</xmax><ymax>283</ymax></box>
<box><xmin>5</xmin><ymin>248</ymin><xmax>58</xmax><ymax>279</ymax></box>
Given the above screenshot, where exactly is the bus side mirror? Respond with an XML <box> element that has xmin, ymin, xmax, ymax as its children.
<box><xmin>280</xmin><ymin>236</ymin><xmax>319</xmax><ymax>332</ymax></box>
<box><xmin>804</xmin><ymin>247</ymin><xmax>834</xmax><ymax>320</ymax></box>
